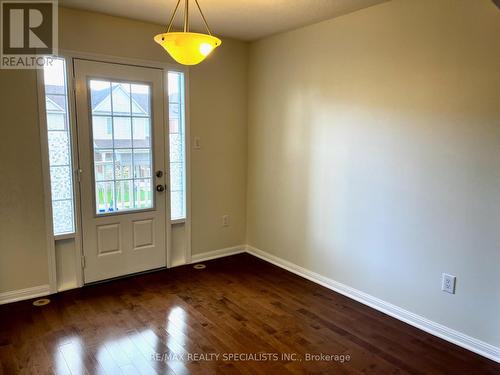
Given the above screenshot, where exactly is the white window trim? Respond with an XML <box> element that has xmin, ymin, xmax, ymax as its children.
<box><xmin>168</xmin><ymin>71</ymin><xmax>188</xmax><ymax>222</ymax></box>
<box><xmin>164</xmin><ymin>65</ymin><xmax>192</xmax><ymax>265</ymax></box>
<box><xmin>37</xmin><ymin>54</ymin><xmax>83</xmax><ymax>291</ymax></box>
<box><xmin>37</xmin><ymin>50</ymin><xmax>192</xmax><ymax>292</ymax></box>
<box><xmin>37</xmin><ymin>68</ymin><xmax>58</xmax><ymax>293</ymax></box>
<box><xmin>171</xmin><ymin>218</ymin><xmax>186</xmax><ymax>225</ymax></box>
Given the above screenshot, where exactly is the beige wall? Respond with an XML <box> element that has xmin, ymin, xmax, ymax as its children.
<box><xmin>0</xmin><ymin>7</ymin><xmax>248</xmax><ymax>293</ymax></box>
<box><xmin>0</xmin><ymin>70</ymin><xmax>50</xmax><ymax>292</ymax></box>
<box><xmin>247</xmin><ymin>0</ymin><xmax>500</xmax><ymax>347</ymax></box>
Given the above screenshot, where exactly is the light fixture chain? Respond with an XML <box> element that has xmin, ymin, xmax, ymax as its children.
<box><xmin>166</xmin><ymin>0</ymin><xmax>182</xmax><ymax>33</ymax></box>
<box><xmin>194</xmin><ymin>0</ymin><xmax>213</xmax><ymax>35</ymax></box>
<box><xmin>165</xmin><ymin>0</ymin><xmax>213</xmax><ymax>35</ymax></box>
<box><xmin>184</xmin><ymin>0</ymin><xmax>189</xmax><ymax>32</ymax></box>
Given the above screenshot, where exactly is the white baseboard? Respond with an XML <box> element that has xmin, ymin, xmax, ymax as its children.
<box><xmin>0</xmin><ymin>284</ymin><xmax>51</xmax><ymax>305</ymax></box>
<box><xmin>57</xmin><ymin>282</ymin><xmax>79</xmax><ymax>293</ymax></box>
<box><xmin>170</xmin><ymin>259</ymin><xmax>188</xmax><ymax>268</ymax></box>
<box><xmin>191</xmin><ymin>245</ymin><xmax>246</xmax><ymax>263</ymax></box>
<box><xmin>246</xmin><ymin>245</ymin><xmax>500</xmax><ymax>364</ymax></box>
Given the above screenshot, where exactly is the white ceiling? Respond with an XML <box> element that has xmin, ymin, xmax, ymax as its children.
<box><xmin>59</xmin><ymin>0</ymin><xmax>389</xmax><ymax>41</ymax></box>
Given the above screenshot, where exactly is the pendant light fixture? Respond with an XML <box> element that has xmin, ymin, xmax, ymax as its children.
<box><xmin>154</xmin><ymin>0</ymin><xmax>222</xmax><ymax>66</ymax></box>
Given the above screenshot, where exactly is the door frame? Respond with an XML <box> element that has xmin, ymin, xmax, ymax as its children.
<box><xmin>37</xmin><ymin>49</ymin><xmax>192</xmax><ymax>290</ymax></box>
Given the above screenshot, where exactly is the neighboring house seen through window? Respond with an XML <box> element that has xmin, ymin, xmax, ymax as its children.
<box><xmin>89</xmin><ymin>80</ymin><xmax>154</xmax><ymax>214</ymax></box>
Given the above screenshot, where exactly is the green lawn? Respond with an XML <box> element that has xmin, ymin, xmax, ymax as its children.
<box><xmin>97</xmin><ymin>184</ymin><xmax>152</xmax><ymax>210</ymax></box>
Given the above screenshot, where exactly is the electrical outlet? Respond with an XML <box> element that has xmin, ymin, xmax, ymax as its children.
<box><xmin>222</xmin><ymin>215</ymin><xmax>229</xmax><ymax>227</ymax></box>
<box><xmin>194</xmin><ymin>136</ymin><xmax>201</xmax><ymax>150</ymax></box>
<box><xmin>441</xmin><ymin>273</ymin><xmax>456</xmax><ymax>294</ymax></box>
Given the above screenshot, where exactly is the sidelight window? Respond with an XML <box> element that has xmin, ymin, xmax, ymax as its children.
<box><xmin>168</xmin><ymin>72</ymin><xmax>186</xmax><ymax>221</ymax></box>
<box><xmin>42</xmin><ymin>58</ymin><xmax>75</xmax><ymax>235</ymax></box>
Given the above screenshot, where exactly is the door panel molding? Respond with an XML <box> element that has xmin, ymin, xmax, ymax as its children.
<box><xmin>132</xmin><ymin>218</ymin><xmax>156</xmax><ymax>250</ymax></box>
<box><xmin>96</xmin><ymin>223</ymin><xmax>122</xmax><ymax>256</ymax></box>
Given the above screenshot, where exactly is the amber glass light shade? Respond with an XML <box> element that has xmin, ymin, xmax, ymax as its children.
<box><xmin>154</xmin><ymin>32</ymin><xmax>222</xmax><ymax>65</ymax></box>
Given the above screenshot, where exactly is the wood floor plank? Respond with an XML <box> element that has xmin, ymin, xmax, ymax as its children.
<box><xmin>0</xmin><ymin>253</ymin><xmax>498</xmax><ymax>374</ymax></box>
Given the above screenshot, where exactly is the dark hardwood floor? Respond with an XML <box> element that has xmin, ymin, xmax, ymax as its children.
<box><xmin>0</xmin><ymin>253</ymin><xmax>498</xmax><ymax>374</ymax></box>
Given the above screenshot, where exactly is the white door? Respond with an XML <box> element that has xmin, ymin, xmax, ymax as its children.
<box><xmin>74</xmin><ymin>59</ymin><xmax>168</xmax><ymax>283</ymax></box>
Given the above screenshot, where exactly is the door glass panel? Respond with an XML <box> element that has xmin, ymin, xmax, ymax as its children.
<box><xmin>133</xmin><ymin>149</ymin><xmax>152</xmax><ymax>178</ymax></box>
<box><xmin>112</xmin><ymin>83</ymin><xmax>132</xmax><ymax>115</ymax></box>
<box><xmin>115</xmin><ymin>180</ymin><xmax>133</xmax><ymax>211</ymax></box>
<box><xmin>114</xmin><ymin>149</ymin><xmax>133</xmax><ymax>179</ymax></box>
<box><xmin>132</xmin><ymin>117</ymin><xmax>151</xmax><ymax>148</ymax></box>
<box><xmin>94</xmin><ymin>149</ymin><xmax>114</xmax><ymax>181</ymax></box>
<box><xmin>90</xmin><ymin>79</ymin><xmax>153</xmax><ymax>214</ymax></box>
<box><xmin>90</xmin><ymin>81</ymin><xmax>111</xmax><ymax>115</ymax></box>
<box><xmin>113</xmin><ymin>117</ymin><xmax>132</xmax><ymax>148</ymax></box>
<box><xmin>131</xmin><ymin>84</ymin><xmax>150</xmax><ymax>116</ymax></box>
<box><xmin>95</xmin><ymin>181</ymin><xmax>115</xmax><ymax>213</ymax></box>
<box><xmin>134</xmin><ymin>179</ymin><xmax>153</xmax><ymax>209</ymax></box>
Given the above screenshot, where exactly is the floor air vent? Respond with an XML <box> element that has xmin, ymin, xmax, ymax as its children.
<box><xmin>33</xmin><ymin>298</ymin><xmax>50</xmax><ymax>307</ymax></box>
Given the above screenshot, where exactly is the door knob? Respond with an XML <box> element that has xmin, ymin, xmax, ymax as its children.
<box><xmin>156</xmin><ymin>184</ymin><xmax>165</xmax><ymax>192</ymax></box>
<box><xmin>156</xmin><ymin>170</ymin><xmax>163</xmax><ymax>178</ymax></box>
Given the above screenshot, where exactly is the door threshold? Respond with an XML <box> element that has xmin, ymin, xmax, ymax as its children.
<box><xmin>84</xmin><ymin>266</ymin><xmax>168</xmax><ymax>286</ymax></box>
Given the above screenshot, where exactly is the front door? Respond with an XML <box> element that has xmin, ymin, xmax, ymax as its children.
<box><xmin>74</xmin><ymin>59</ymin><xmax>167</xmax><ymax>283</ymax></box>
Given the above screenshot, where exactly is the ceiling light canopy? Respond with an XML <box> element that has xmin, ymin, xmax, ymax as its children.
<box><xmin>155</xmin><ymin>0</ymin><xmax>221</xmax><ymax>66</ymax></box>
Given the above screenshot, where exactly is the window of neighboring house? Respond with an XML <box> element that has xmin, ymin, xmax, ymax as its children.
<box><xmin>106</xmin><ymin>117</ymin><xmax>113</xmax><ymax>135</ymax></box>
<box><xmin>168</xmin><ymin>72</ymin><xmax>186</xmax><ymax>221</ymax></box>
<box><xmin>43</xmin><ymin>58</ymin><xmax>75</xmax><ymax>235</ymax></box>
